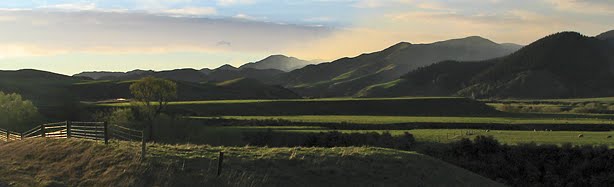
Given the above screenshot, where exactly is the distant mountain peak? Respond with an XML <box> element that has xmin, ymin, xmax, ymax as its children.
<box><xmin>384</xmin><ymin>42</ymin><xmax>412</xmax><ymax>51</ymax></box>
<box><xmin>216</xmin><ymin>64</ymin><xmax>238</xmax><ymax>71</ymax></box>
<box><xmin>239</xmin><ymin>55</ymin><xmax>312</xmax><ymax>72</ymax></box>
<box><xmin>435</xmin><ymin>36</ymin><xmax>498</xmax><ymax>47</ymax></box>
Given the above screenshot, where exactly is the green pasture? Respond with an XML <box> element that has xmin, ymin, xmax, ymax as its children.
<box><xmin>492</xmin><ymin>97</ymin><xmax>614</xmax><ymax>104</ymax></box>
<box><xmin>190</xmin><ymin>115</ymin><xmax>614</xmax><ymax>125</ymax></box>
<box><xmin>189</xmin><ymin>125</ymin><xmax>614</xmax><ymax>147</ymax></box>
<box><xmin>99</xmin><ymin>96</ymin><xmax>464</xmax><ymax>107</ymax></box>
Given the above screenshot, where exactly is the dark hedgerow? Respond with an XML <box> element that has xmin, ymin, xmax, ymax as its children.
<box><xmin>422</xmin><ymin>135</ymin><xmax>614</xmax><ymax>186</ymax></box>
<box><xmin>242</xmin><ymin>130</ymin><xmax>415</xmax><ymax>150</ymax></box>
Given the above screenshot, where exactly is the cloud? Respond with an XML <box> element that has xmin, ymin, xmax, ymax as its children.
<box><xmin>0</xmin><ymin>10</ymin><xmax>334</xmax><ymax>58</ymax></box>
<box><xmin>38</xmin><ymin>3</ymin><xmax>97</xmax><ymax>11</ymax></box>
<box><xmin>233</xmin><ymin>13</ymin><xmax>266</xmax><ymax>20</ymax></box>
<box><xmin>216</xmin><ymin>41</ymin><xmax>232</xmax><ymax>46</ymax></box>
<box><xmin>163</xmin><ymin>7</ymin><xmax>217</xmax><ymax>16</ymax></box>
<box><xmin>217</xmin><ymin>0</ymin><xmax>256</xmax><ymax>6</ymax></box>
<box><xmin>545</xmin><ymin>0</ymin><xmax>614</xmax><ymax>15</ymax></box>
<box><xmin>352</xmin><ymin>0</ymin><xmax>384</xmax><ymax>8</ymax></box>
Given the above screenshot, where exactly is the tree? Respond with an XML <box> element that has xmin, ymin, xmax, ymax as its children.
<box><xmin>130</xmin><ymin>77</ymin><xmax>177</xmax><ymax>141</ymax></box>
<box><xmin>0</xmin><ymin>92</ymin><xmax>41</xmax><ymax>131</ymax></box>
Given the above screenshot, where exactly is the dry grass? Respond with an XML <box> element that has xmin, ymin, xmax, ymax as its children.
<box><xmin>0</xmin><ymin>139</ymin><xmax>145</xmax><ymax>187</ymax></box>
<box><xmin>0</xmin><ymin>139</ymin><xmax>502</xmax><ymax>187</ymax></box>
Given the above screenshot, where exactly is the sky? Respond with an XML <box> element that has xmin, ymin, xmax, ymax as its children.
<box><xmin>0</xmin><ymin>0</ymin><xmax>612</xmax><ymax>75</ymax></box>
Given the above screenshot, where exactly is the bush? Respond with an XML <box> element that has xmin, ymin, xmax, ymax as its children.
<box><xmin>495</xmin><ymin>104</ymin><xmax>562</xmax><ymax>113</ymax></box>
<box><xmin>92</xmin><ymin>108</ymin><xmax>141</xmax><ymax>129</ymax></box>
<box><xmin>0</xmin><ymin>92</ymin><xmax>41</xmax><ymax>131</ymax></box>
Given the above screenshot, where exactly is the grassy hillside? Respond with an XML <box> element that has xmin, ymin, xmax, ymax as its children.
<box><xmin>0</xmin><ymin>139</ymin><xmax>501</xmax><ymax>186</ymax></box>
<box><xmin>100</xmin><ymin>97</ymin><xmax>499</xmax><ymax>116</ymax></box>
<box><xmin>281</xmin><ymin>36</ymin><xmax>520</xmax><ymax>97</ymax></box>
<box><xmin>74</xmin><ymin>78</ymin><xmax>299</xmax><ymax>101</ymax></box>
<box><xmin>0</xmin><ymin>70</ymin><xmax>87</xmax><ymax>120</ymax></box>
<box><xmin>358</xmin><ymin>61</ymin><xmax>494</xmax><ymax>97</ymax></box>
<box><xmin>364</xmin><ymin>32</ymin><xmax>614</xmax><ymax>99</ymax></box>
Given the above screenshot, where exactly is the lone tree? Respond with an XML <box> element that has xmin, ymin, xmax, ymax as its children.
<box><xmin>130</xmin><ymin>76</ymin><xmax>177</xmax><ymax>141</ymax></box>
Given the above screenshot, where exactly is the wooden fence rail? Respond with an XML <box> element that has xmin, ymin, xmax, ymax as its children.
<box><xmin>2</xmin><ymin>121</ymin><xmax>146</xmax><ymax>159</ymax></box>
<box><xmin>2</xmin><ymin>121</ymin><xmax>144</xmax><ymax>144</ymax></box>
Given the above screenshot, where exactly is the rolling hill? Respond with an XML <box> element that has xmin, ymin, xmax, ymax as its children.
<box><xmin>72</xmin><ymin>78</ymin><xmax>300</xmax><ymax>101</ymax></box>
<box><xmin>280</xmin><ymin>36</ymin><xmax>522</xmax><ymax>97</ymax></box>
<box><xmin>239</xmin><ymin>55</ymin><xmax>313</xmax><ymax>72</ymax></box>
<box><xmin>74</xmin><ymin>64</ymin><xmax>286</xmax><ymax>84</ymax></box>
<box><xmin>362</xmin><ymin>31</ymin><xmax>614</xmax><ymax>99</ymax></box>
<box><xmin>0</xmin><ymin>69</ymin><xmax>87</xmax><ymax>120</ymax></box>
<box><xmin>0</xmin><ymin>69</ymin><xmax>300</xmax><ymax>120</ymax></box>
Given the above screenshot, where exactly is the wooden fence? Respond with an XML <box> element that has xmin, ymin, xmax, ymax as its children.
<box><xmin>1</xmin><ymin>121</ymin><xmax>144</xmax><ymax>144</ymax></box>
<box><xmin>1</xmin><ymin>121</ymin><xmax>148</xmax><ymax>160</ymax></box>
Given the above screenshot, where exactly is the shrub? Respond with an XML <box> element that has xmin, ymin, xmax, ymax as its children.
<box><xmin>0</xmin><ymin>92</ymin><xmax>42</xmax><ymax>131</ymax></box>
<box><xmin>93</xmin><ymin>108</ymin><xmax>141</xmax><ymax>129</ymax></box>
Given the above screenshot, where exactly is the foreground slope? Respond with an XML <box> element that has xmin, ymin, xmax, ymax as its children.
<box><xmin>363</xmin><ymin>31</ymin><xmax>614</xmax><ymax>98</ymax></box>
<box><xmin>0</xmin><ymin>139</ymin><xmax>501</xmax><ymax>186</ymax></box>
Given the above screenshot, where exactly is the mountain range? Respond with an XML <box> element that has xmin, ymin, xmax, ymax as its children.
<box><xmin>77</xmin><ymin>36</ymin><xmax>522</xmax><ymax>97</ymax></box>
<box><xmin>279</xmin><ymin>36</ymin><xmax>522</xmax><ymax>97</ymax></box>
<box><xmin>74</xmin><ymin>55</ymin><xmax>311</xmax><ymax>82</ymax></box>
<box><xmin>361</xmin><ymin>31</ymin><xmax>614</xmax><ymax>99</ymax></box>
<box><xmin>14</xmin><ymin>29</ymin><xmax>614</xmax><ymax>103</ymax></box>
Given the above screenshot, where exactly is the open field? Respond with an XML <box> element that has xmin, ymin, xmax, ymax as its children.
<box><xmin>484</xmin><ymin>97</ymin><xmax>614</xmax><ymax>115</ymax></box>
<box><xmin>100</xmin><ymin>97</ymin><xmax>465</xmax><ymax>106</ymax></box>
<box><xmin>0</xmin><ymin>139</ymin><xmax>500</xmax><ymax>186</ymax></box>
<box><xmin>186</xmin><ymin>125</ymin><xmax>614</xmax><ymax>147</ymax></box>
<box><xmin>98</xmin><ymin>97</ymin><xmax>499</xmax><ymax>117</ymax></box>
<box><xmin>191</xmin><ymin>115</ymin><xmax>614</xmax><ymax>125</ymax></box>
<box><xmin>488</xmin><ymin>97</ymin><xmax>614</xmax><ymax>104</ymax></box>
<box><xmin>100</xmin><ymin>97</ymin><xmax>614</xmax><ymax>147</ymax></box>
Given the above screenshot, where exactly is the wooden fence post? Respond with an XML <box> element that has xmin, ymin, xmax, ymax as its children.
<box><xmin>217</xmin><ymin>151</ymin><xmax>224</xmax><ymax>176</ymax></box>
<box><xmin>141</xmin><ymin>131</ymin><xmax>146</xmax><ymax>161</ymax></box>
<box><xmin>104</xmin><ymin>122</ymin><xmax>109</xmax><ymax>145</ymax></box>
<box><xmin>41</xmin><ymin>124</ymin><xmax>45</xmax><ymax>138</ymax></box>
<box><xmin>5</xmin><ymin>130</ymin><xmax>8</xmax><ymax>142</ymax></box>
<box><xmin>66</xmin><ymin>121</ymin><xmax>72</xmax><ymax>139</ymax></box>
<box><xmin>20</xmin><ymin>133</ymin><xmax>23</xmax><ymax>140</ymax></box>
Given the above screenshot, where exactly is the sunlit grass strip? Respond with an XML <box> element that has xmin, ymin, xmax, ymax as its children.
<box><xmin>98</xmin><ymin>97</ymin><xmax>464</xmax><ymax>107</ymax></box>
<box><xmin>190</xmin><ymin>115</ymin><xmax>614</xmax><ymax>125</ymax></box>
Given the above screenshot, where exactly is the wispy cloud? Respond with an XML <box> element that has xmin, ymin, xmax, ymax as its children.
<box><xmin>545</xmin><ymin>0</ymin><xmax>614</xmax><ymax>15</ymax></box>
<box><xmin>38</xmin><ymin>2</ymin><xmax>97</xmax><ymax>11</ymax></box>
<box><xmin>217</xmin><ymin>0</ymin><xmax>256</xmax><ymax>6</ymax></box>
<box><xmin>0</xmin><ymin>10</ymin><xmax>333</xmax><ymax>58</ymax></box>
<box><xmin>163</xmin><ymin>7</ymin><xmax>217</xmax><ymax>16</ymax></box>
